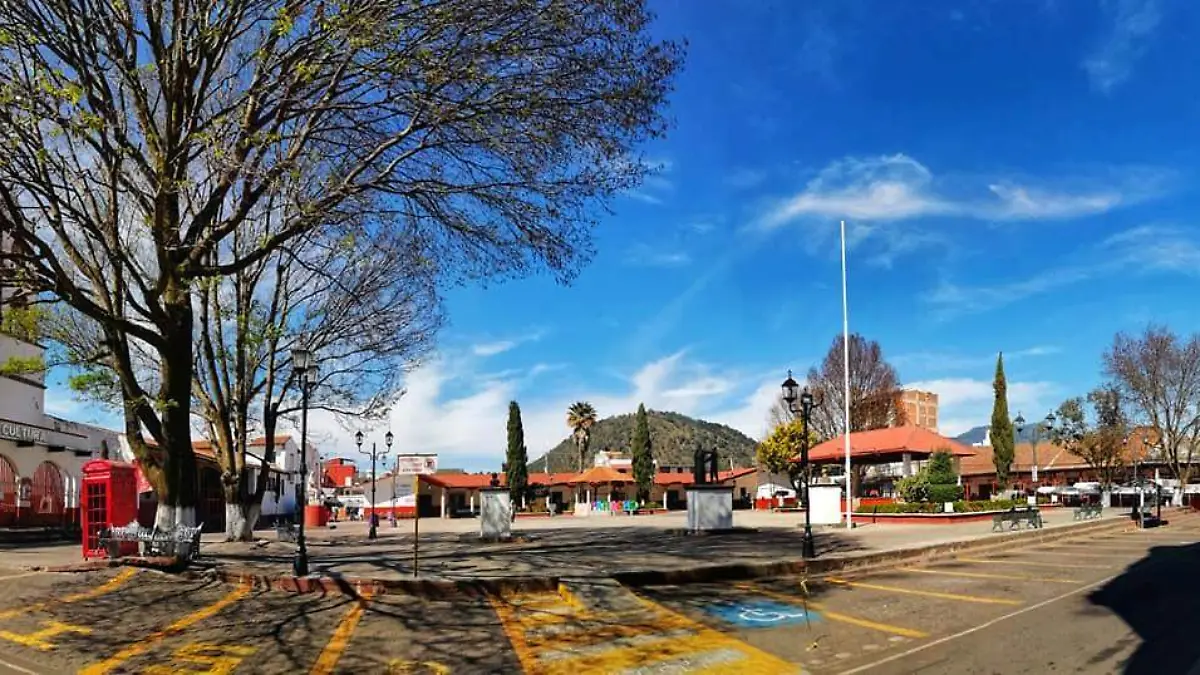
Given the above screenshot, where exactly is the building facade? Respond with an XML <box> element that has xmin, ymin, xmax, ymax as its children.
<box><xmin>898</xmin><ymin>390</ymin><xmax>939</xmax><ymax>432</ymax></box>
<box><xmin>0</xmin><ymin>333</ymin><xmax>120</xmax><ymax>527</ymax></box>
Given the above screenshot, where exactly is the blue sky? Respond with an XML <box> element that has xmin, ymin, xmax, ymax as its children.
<box><xmin>52</xmin><ymin>0</ymin><xmax>1200</xmax><ymax>471</ymax></box>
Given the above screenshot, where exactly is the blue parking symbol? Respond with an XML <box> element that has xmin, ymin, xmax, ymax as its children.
<box><xmin>702</xmin><ymin>600</ymin><xmax>820</xmax><ymax>628</ymax></box>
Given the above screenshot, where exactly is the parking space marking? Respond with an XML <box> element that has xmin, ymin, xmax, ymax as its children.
<box><xmin>78</xmin><ymin>583</ymin><xmax>251</xmax><ymax>675</ymax></box>
<box><xmin>740</xmin><ymin>584</ymin><xmax>928</xmax><ymax>639</ymax></box>
<box><xmin>310</xmin><ymin>598</ymin><xmax>370</xmax><ymax>675</ymax></box>
<box><xmin>956</xmin><ymin>557</ymin><xmax>1112</xmax><ymax>569</ymax></box>
<box><xmin>0</xmin><ymin>620</ymin><xmax>91</xmax><ymax>650</ymax></box>
<box><xmin>836</xmin><ymin>573</ymin><xmax>1116</xmax><ymax>675</ymax></box>
<box><xmin>825</xmin><ymin>578</ymin><xmax>1021</xmax><ymax>606</ymax></box>
<box><xmin>142</xmin><ymin>643</ymin><xmax>256</xmax><ymax>675</ymax></box>
<box><xmin>492</xmin><ymin>586</ymin><xmax>798</xmax><ymax>674</ymax></box>
<box><xmin>0</xmin><ymin>568</ymin><xmax>138</xmax><ymax>622</ymax></box>
<box><xmin>0</xmin><ymin>573</ymin><xmax>46</xmax><ymax>583</ymax></box>
<box><xmin>1019</xmin><ymin>549</ymin><xmax>1136</xmax><ymax>559</ymax></box>
<box><xmin>898</xmin><ymin>567</ymin><xmax>1079</xmax><ymax>584</ymax></box>
<box><xmin>387</xmin><ymin>659</ymin><xmax>450</xmax><ymax>674</ymax></box>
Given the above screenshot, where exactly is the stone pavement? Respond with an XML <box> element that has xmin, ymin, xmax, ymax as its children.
<box><xmin>0</xmin><ymin>510</ymin><xmax>1193</xmax><ymax>675</ymax></box>
<box><xmin>3</xmin><ymin>508</ymin><xmax>1123</xmax><ymax>581</ymax></box>
<box><xmin>199</xmin><ymin>507</ymin><xmax>1121</xmax><ymax>582</ymax></box>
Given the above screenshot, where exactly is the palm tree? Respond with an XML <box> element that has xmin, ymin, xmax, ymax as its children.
<box><xmin>566</xmin><ymin>401</ymin><xmax>598</xmax><ymax>472</ymax></box>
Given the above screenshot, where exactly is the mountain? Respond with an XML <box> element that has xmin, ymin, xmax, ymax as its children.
<box><xmin>954</xmin><ymin>425</ymin><xmax>1047</xmax><ymax>445</ymax></box>
<box><xmin>529</xmin><ymin>410</ymin><xmax>758</xmax><ymax>473</ymax></box>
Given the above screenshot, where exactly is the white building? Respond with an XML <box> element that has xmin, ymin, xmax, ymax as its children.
<box><xmin>0</xmin><ymin>332</ymin><xmax>120</xmax><ymax>527</ymax></box>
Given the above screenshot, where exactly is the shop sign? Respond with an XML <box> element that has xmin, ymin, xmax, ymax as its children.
<box><xmin>0</xmin><ymin>422</ymin><xmax>45</xmax><ymax>444</ymax></box>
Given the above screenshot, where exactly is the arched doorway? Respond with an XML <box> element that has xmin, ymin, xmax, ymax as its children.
<box><xmin>30</xmin><ymin>461</ymin><xmax>65</xmax><ymax>526</ymax></box>
<box><xmin>0</xmin><ymin>455</ymin><xmax>15</xmax><ymax>526</ymax></box>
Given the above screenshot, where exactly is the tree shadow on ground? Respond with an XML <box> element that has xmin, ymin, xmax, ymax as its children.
<box><xmin>201</xmin><ymin>525</ymin><xmax>869</xmax><ymax>580</ymax></box>
<box><xmin>1087</xmin><ymin>541</ymin><xmax>1200</xmax><ymax>674</ymax></box>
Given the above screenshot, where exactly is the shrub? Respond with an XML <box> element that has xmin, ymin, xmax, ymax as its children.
<box><xmin>855</xmin><ymin>498</ymin><xmax>1020</xmax><ymax>514</ymax></box>
<box><xmin>927</xmin><ymin>483</ymin><xmax>964</xmax><ymax>504</ymax></box>
<box><xmin>926</xmin><ymin>449</ymin><xmax>958</xmax><ymax>484</ymax></box>
<box><xmin>896</xmin><ymin>472</ymin><xmax>929</xmax><ymax>503</ymax></box>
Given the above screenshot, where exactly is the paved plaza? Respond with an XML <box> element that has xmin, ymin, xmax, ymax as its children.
<box><xmin>0</xmin><ymin>509</ymin><xmax>1194</xmax><ymax>673</ymax></box>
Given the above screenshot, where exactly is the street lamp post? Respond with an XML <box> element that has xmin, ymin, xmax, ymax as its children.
<box><xmin>356</xmin><ymin>431</ymin><xmax>392</xmax><ymax>540</ymax></box>
<box><xmin>291</xmin><ymin>346</ymin><xmax>319</xmax><ymax>577</ymax></box>
<box><xmin>782</xmin><ymin>371</ymin><xmax>820</xmax><ymax>559</ymax></box>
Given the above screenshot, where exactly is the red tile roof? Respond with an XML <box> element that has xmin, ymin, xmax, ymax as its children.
<box><xmin>654</xmin><ymin>467</ymin><xmax>758</xmax><ymax>486</ymax></box>
<box><xmin>568</xmin><ymin>466</ymin><xmax>631</xmax><ymax>485</ymax></box>
<box><xmin>806</xmin><ymin>426</ymin><xmax>976</xmax><ymax>463</ymax></box>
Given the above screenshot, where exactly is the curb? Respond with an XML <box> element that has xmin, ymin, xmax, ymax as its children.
<box><xmin>203</xmin><ymin>568</ymin><xmax>560</xmax><ymax>600</ymax></box>
<box><xmin>32</xmin><ymin>556</ymin><xmax>186</xmax><ymax>574</ymax></box>
<box><xmin>612</xmin><ymin>516</ymin><xmax>1131</xmax><ymax>587</ymax></box>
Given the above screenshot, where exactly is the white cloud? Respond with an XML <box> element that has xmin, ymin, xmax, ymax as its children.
<box><xmin>624</xmin><ymin>244</ymin><xmax>691</xmax><ymax>268</ymax></box>
<box><xmin>469</xmin><ymin>330</ymin><xmax>545</xmax><ymax>357</ymax></box>
<box><xmin>894</xmin><ymin>346</ymin><xmax>1061</xmax><ymax>373</ymax></box>
<box><xmin>761</xmin><ymin>154</ymin><xmax>1148</xmax><ymax>229</ymax></box>
<box><xmin>907</xmin><ymin>377</ymin><xmax>1060</xmax><ymax>437</ymax></box>
<box><xmin>622</xmin><ymin>157</ymin><xmax>674</xmax><ymax>205</ymax></box>
<box><xmin>1083</xmin><ymin>0</ymin><xmax>1162</xmax><ymax>94</ymax></box>
<box><xmin>926</xmin><ymin>224</ymin><xmax>1200</xmax><ymax>318</ymax></box>
<box><xmin>301</xmin><ymin>349</ymin><xmax>800</xmax><ymax>470</ymax></box>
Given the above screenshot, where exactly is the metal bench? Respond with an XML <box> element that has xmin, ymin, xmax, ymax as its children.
<box><xmin>1073</xmin><ymin>503</ymin><xmax>1103</xmax><ymax>520</ymax></box>
<box><xmin>275</xmin><ymin>520</ymin><xmax>298</xmax><ymax>543</ymax></box>
<box><xmin>991</xmin><ymin>507</ymin><xmax>1043</xmax><ymax>532</ymax></box>
<box><xmin>100</xmin><ymin>521</ymin><xmax>204</xmax><ymax>560</ymax></box>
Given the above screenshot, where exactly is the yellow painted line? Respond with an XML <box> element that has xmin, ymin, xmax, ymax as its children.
<box><xmin>740</xmin><ymin>584</ymin><xmax>928</xmax><ymax>639</ymax></box>
<box><xmin>1020</xmin><ymin>549</ymin><xmax>1134</xmax><ymax>558</ymax></box>
<box><xmin>0</xmin><ymin>573</ymin><xmax>46</xmax><ymax>583</ymax></box>
<box><xmin>487</xmin><ymin>592</ymin><xmax>542</xmax><ymax>674</ymax></box>
<box><xmin>309</xmin><ymin>596</ymin><xmax>372</xmax><ymax>675</ymax></box>
<box><xmin>899</xmin><ymin>567</ymin><xmax>1078</xmax><ymax>584</ymax></box>
<box><xmin>542</xmin><ymin>631</ymin><xmax>793</xmax><ymax>675</ymax></box>
<box><xmin>0</xmin><ymin>568</ymin><xmax>138</xmax><ymax>621</ymax></box>
<box><xmin>78</xmin><ymin>584</ymin><xmax>251</xmax><ymax>675</ymax></box>
<box><xmin>957</xmin><ymin>557</ymin><xmax>1112</xmax><ymax>570</ymax></box>
<box><xmin>826</xmin><ymin>578</ymin><xmax>1021</xmax><ymax>606</ymax></box>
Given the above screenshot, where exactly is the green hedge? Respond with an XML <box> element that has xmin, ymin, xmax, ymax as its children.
<box><xmin>927</xmin><ymin>484</ymin><xmax>964</xmax><ymax>503</ymax></box>
<box><xmin>856</xmin><ymin>499</ymin><xmax>1021</xmax><ymax>515</ymax></box>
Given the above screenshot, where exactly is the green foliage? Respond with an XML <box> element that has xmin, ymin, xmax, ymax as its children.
<box><xmin>990</xmin><ymin>353</ymin><xmax>1015</xmax><ymax>489</ymax></box>
<box><xmin>0</xmin><ymin>306</ymin><xmax>45</xmax><ymax>342</ymax></box>
<box><xmin>896</xmin><ymin>470</ymin><xmax>929</xmax><ymax>502</ymax></box>
<box><xmin>536</xmin><ymin>409</ymin><xmax>758</xmax><ymax>472</ymax></box>
<box><xmin>926</xmin><ymin>449</ymin><xmax>957</xmax><ymax>484</ymax></box>
<box><xmin>566</xmin><ymin>401</ymin><xmax>598</xmax><ymax>473</ymax></box>
<box><xmin>856</xmin><ymin>499</ymin><xmax>1021</xmax><ymax>514</ymax></box>
<box><xmin>631</xmin><ymin>403</ymin><xmax>654</xmax><ymax>502</ymax></box>
<box><xmin>506</xmin><ymin>401</ymin><xmax>529</xmax><ymax>506</ymax></box>
<box><xmin>0</xmin><ymin>355</ymin><xmax>44</xmax><ymax>377</ymax></box>
<box><xmin>927</xmin><ymin>483</ymin><xmax>965</xmax><ymax>503</ymax></box>
<box><xmin>756</xmin><ymin>418</ymin><xmax>819</xmax><ymax>490</ymax></box>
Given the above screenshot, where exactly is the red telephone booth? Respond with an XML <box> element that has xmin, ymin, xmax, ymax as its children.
<box><xmin>81</xmin><ymin>460</ymin><xmax>139</xmax><ymax>560</ymax></box>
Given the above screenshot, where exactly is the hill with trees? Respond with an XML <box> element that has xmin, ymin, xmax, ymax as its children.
<box><xmin>529</xmin><ymin>410</ymin><xmax>758</xmax><ymax>473</ymax></box>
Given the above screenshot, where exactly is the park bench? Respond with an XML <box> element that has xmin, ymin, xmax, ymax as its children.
<box><xmin>991</xmin><ymin>507</ymin><xmax>1043</xmax><ymax>532</ymax></box>
<box><xmin>100</xmin><ymin>521</ymin><xmax>204</xmax><ymax>560</ymax></box>
<box><xmin>275</xmin><ymin>520</ymin><xmax>298</xmax><ymax>543</ymax></box>
<box><xmin>1073</xmin><ymin>503</ymin><xmax>1103</xmax><ymax>520</ymax></box>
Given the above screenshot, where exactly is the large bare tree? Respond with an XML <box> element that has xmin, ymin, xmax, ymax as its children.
<box><xmin>806</xmin><ymin>333</ymin><xmax>907</xmax><ymax>441</ymax></box>
<box><xmin>0</xmin><ymin>0</ymin><xmax>682</xmax><ymax>526</ymax></box>
<box><xmin>1104</xmin><ymin>325</ymin><xmax>1200</xmax><ymax>490</ymax></box>
<box><xmin>194</xmin><ymin>210</ymin><xmax>443</xmax><ymax>540</ymax></box>
<box><xmin>1049</xmin><ymin>386</ymin><xmax>1129</xmax><ymax>488</ymax></box>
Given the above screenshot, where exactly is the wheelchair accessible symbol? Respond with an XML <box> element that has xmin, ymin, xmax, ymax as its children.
<box><xmin>703</xmin><ymin>600</ymin><xmax>821</xmax><ymax>628</ymax></box>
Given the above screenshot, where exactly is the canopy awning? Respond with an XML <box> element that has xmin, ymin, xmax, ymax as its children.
<box><xmin>568</xmin><ymin>465</ymin><xmax>630</xmax><ymax>485</ymax></box>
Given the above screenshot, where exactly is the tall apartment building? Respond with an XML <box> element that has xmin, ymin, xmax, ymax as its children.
<box><xmin>899</xmin><ymin>389</ymin><xmax>939</xmax><ymax>432</ymax></box>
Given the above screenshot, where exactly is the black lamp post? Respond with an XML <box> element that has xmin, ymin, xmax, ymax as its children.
<box><xmin>291</xmin><ymin>346</ymin><xmax>319</xmax><ymax>577</ymax></box>
<box><xmin>356</xmin><ymin>430</ymin><xmax>391</xmax><ymax>540</ymax></box>
<box><xmin>782</xmin><ymin>370</ymin><xmax>820</xmax><ymax>559</ymax></box>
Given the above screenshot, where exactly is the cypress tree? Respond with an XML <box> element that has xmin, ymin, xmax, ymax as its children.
<box><xmin>990</xmin><ymin>353</ymin><xmax>1015</xmax><ymax>491</ymax></box>
<box><xmin>632</xmin><ymin>403</ymin><xmax>654</xmax><ymax>503</ymax></box>
<box><xmin>506</xmin><ymin>401</ymin><xmax>529</xmax><ymax>508</ymax></box>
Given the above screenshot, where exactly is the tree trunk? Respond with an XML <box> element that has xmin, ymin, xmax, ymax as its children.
<box><xmin>222</xmin><ymin>463</ymin><xmax>270</xmax><ymax>541</ymax></box>
<box><xmin>154</xmin><ymin>282</ymin><xmax>199</xmax><ymax>529</ymax></box>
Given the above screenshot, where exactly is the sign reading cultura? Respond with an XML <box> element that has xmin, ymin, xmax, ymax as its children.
<box><xmin>0</xmin><ymin>422</ymin><xmax>45</xmax><ymax>443</ymax></box>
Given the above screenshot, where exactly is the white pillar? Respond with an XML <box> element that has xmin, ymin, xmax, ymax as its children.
<box><xmin>470</xmin><ymin>493</ymin><xmax>475</xmax><ymax>513</ymax></box>
<box><xmin>440</xmin><ymin>491</ymin><xmax>447</xmax><ymax>518</ymax></box>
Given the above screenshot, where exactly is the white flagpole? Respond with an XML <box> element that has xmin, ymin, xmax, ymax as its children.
<box><xmin>841</xmin><ymin>219</ymin><xmax>853</xmax><ymax>529</ymax></box>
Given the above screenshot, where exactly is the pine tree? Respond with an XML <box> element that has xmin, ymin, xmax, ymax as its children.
<box><xmin>990</xmin><ymin>353</ymin><xmax>1015</xmax><ymax>491</ymax></box>
<box><xmin>631</xmin><ymin>403</ymin><xmax>655</xmax><ymax>503</ymax></box>
<box><xmin>506</xmin><ymin>401</ymin><xmax>529</xmax><ymax>508</ymax></box>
